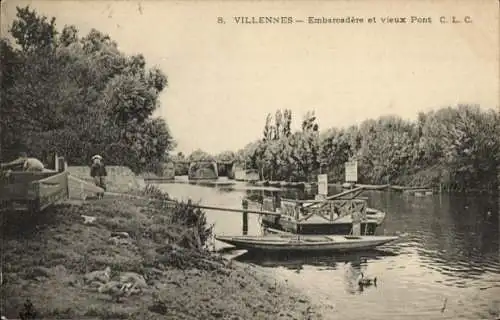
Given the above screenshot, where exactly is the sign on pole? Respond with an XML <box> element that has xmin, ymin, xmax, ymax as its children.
<box><xmin>318</xmin><ymin>174</ymin><xmax>328</xmax><ymax>196</ymax></box>
<box><xmin>345</xmin><ymin>160</ymin><xmax>358</xmax><ymax>183</ymax></box>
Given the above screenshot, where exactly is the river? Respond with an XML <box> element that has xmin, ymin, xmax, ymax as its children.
<box><xmin>156</xmin><ymin>178</ymin><xmax>500</xmax><ymax>320</ymax></box>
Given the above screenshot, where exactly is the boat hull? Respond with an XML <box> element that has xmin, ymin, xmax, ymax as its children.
<box><xmin>215</xmin><ymin>234</ymin><xmax>399</xmax><ymax>253</ymax></box>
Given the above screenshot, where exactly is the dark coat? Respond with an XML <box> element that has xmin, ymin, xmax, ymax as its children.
<box><xmin>90</xmin><ymin>163</ymin><xmax>107</xmax><ymax>177</ymax></box>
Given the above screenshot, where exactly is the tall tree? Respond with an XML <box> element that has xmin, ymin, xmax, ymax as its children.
<box><xmin>263</xmin><ymin>113</ymin><xmax>273</xmax><ymax>142</ymax></box>
<box><xmin>283</xmin><ymin>109</ymin><xmax>292</xmax><ymax>138</ymax></box>
<box><xmin>9</xmin><ymin>5</ymin><xmax>58</xmax><ymax>53</ymax></box>
<box><xmin>0</xmin><ymin>6</ymin><xmax>175</xmax><ymax>173</ymax></box>
<box><xmin>275</xmin><ymin>109</ymin><xmax>283</xmax><ymax>140</ymax></box>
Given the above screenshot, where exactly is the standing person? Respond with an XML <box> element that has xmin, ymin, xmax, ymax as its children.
<box><xmin>90</xmin><ymin>155</ymin><xmax>107</xmax><ymax>199</ymax></box>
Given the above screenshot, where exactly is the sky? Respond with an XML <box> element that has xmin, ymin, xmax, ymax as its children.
<box><xmin>1</xmin><ymin>0</ymin><xmax>498</xmax><ymax>155</ymax></box>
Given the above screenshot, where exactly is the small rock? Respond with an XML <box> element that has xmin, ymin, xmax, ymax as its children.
<box><xmin>167</xmin><ymin>280</ymin><xmax>182</xmax><ymax>288</ymax></box>
<box><xmin>81</xmin><ymin>215</ymin><xmax>96</xmax><ymax>224</ymax></box>
<box><xmin>66</xmin><ymin>279</ymin><xmax>77</xmax><ymax>287</ymax></box>
<box><xmin>84</xmin><ymin>266</ymin><xmax>111</xmax><ymax>284</ymax></box>
<box><xmin>30</xmin><ymin>266</ymin><xmax>52</xmax><ymax>278</ymax></box>
<box><xmin>52</xmin><ymin>265</ymin><xmax>68</xmax><ymax>279</ymax></box>
<box><xmin>119</xmin><ymin>272</ymin><xmax>148</xmax><ymax>289</ymax></box>
<box><xmin>88</xmin><ymin>281</ymin><xmax>103</xmax><ymax>289</ymax></box>
<box><xmin>53</xmin><ymin>264</ymin><xmax>67</xmax><ymax>273</ymax></box>
<box><xmin>150</xmin><ymin>267</ymin><xmax>164</xmax><ymax>275</ymax></box>
<box><xmin>108</xmin><ymin>237</ymin><xmax>132</xmax><ymax>246</ymax></box>
<box><xmin>111</xmin><ymin>231</ymin><xmax>130</xmax><ymax>239</ymax></box>
<box><xmin>149</xmin><ymin>301</ymin><xmax>168</xmax><ymax>315</ymax></box>
<box><xmin>211</xmin><ymin>310</ymin><xmax>223</xmax><ymax>318</ymax></box>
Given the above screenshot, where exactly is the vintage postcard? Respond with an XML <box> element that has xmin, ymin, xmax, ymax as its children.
<box><xmin>0</xmin><ymin>0</ymin><xmax>499</xmax><ymax>319</ymax></box>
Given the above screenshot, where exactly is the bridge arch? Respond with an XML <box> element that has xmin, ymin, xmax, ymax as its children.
<box><xmin>171</xmin><ymin>160</ymin><xmax>236</xmax><ymax>180</ymax></box>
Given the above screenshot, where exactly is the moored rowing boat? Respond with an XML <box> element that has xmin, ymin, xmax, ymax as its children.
<box><xmin>215</xmin><ymin>234</ymin><xmax>399</xmax><ymax>252</ymax></box>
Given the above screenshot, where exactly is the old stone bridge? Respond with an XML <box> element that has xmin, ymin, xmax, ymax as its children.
<box><xmin>160</xmin><ymin>160</ymin><xmax>237</xmax><ymax>180</ymax></box>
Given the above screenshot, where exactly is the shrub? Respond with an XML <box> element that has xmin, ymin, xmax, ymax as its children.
<box><xmin>141</xmin><ymin>184</ymin><xmax>214</xmax><ymax>249</ymax></box>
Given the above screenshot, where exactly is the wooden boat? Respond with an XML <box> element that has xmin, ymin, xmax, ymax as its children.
<box><xmin>403</xmin><ymin>188</ymin><xmax>433</xmax><ymax>196</ymax></box>
<box><xmin>195</xmin><ymin>179</ymin><xmax>236</xmax><ymax>187</ymax></box>
<box><xmin>259</xmin><ymin>187</ymin><xmax>386</xmax><ymax>235</ymax></box>
<box><xmin>0</xmin><ymin>170</ymin><xmax>69</xmax><ymax>212</ymax></box>
<box><xmin>215</xmin><ymin>234</ymin><xmax>399</xmax><ymax>253</ymax></box>
<box><xmin>390</xmin><ymin>185</ymin><xmax>431</xmax><ymax>192</ymax></box>
<box><xmin>342</xmin><ymin>183</ymin><xmax>390</xmax><ymax>190</ymax></box>
<box><xmin>250</xmin><ymin>181</ymin><xmax>307</xmax><ymax>189</ymax></box>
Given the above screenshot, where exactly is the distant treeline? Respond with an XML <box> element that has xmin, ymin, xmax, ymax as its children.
<box><xmin>0</xmin><ymin>6</ymin><xmax>175</xmax><ymax>173</ymax></box>
<box><xmin>187</xmin><ymin>106</ymin><xmax>499</xmax><ymax>192</ymax></box>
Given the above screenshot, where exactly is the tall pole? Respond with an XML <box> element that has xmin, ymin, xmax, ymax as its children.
<box><xmin>242</xmin><ymin>199</ymin><xmax>249</xmax><ymax>235</ymax></box>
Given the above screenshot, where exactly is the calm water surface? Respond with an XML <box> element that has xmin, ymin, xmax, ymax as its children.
<box><xmin>157</xmin><ymin>179</ymin><xmax>500</xmax><ymax>320</ymax></box>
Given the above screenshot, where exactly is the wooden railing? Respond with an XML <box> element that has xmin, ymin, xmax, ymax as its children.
<box><xmin>279</xmin><ymin>198</ymin><xmax>367</xmax><ymax>222</ymax></box>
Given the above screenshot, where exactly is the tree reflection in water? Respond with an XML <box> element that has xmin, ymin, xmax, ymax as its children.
<box><xmin>235</xmin><ymin>249</ymin><xmax>397</xmax><ymax>294</ymax></box>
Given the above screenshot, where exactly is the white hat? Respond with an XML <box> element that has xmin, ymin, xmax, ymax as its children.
<box><xmin>91</xmin><ymin>155</ymin><xmax>103</xmax><ymax>160</ymax></box>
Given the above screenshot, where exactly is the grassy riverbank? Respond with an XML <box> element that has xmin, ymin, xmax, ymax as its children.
<box><xmin>0</xmin><ymin>194</ymin><xmax>322</xmax><ymax>320</ymax></box>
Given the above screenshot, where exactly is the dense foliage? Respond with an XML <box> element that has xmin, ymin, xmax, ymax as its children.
<box><xmin>142</xmin><ymin>184</ymin><xmax>213</xmax><ymax>248</ymax></box>
<box><xmin>226</xmin><ymin>106</ymin><xmax>499</xmax><ymax>191</ymax></box>
<box><xmin>0</xmin><ymin>6</ymin><xmax>175</xmax><ymax>173</ymax></box>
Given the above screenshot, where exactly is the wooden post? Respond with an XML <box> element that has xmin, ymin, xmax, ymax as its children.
<box><xmin>295</xmin><ymin>202</ymin><xmax>301</xmax><ymax>220</ymax></box>
<box><xmin>54</xmin><ymin>153</ymin><xmax>59</xmax><ymax>172</ymax></box>
<box><xmin>242</xmin><ymin>199</ymin><xmax>249</xmax><ymax>235</ymax></box>
<box><xmin>352</xmin><ymin>211</ymin><xmax>361</xmax><ymax>236</ymax></box>
<box><xmin>80</xmin><ymin>181</ymin><xmax>86</xmax><ymax>201</ymax></box>
<box><xmin>274</xmin><ymin>193</ymin><xmax>281</xmax><ymax>209</ymax></box>
<box><xmin>57</xmin><ymin>156</ymin><xmax>66</xmax><ymax>173</ymax></box>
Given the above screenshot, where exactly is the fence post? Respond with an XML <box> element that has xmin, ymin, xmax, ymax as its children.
<box><xmin>242</xmin><ymin>199</ymin><xmax>249</xmax><ymax>235</ymax></box>
<box><xmin>57</xmin><ymin>156</ymin><xmax>66</xmax><ymax>173</ymax></box>
<box><xmin>54</xmin><ymin>153</ymin><xmax>59</xmax><ymax>172</ymax></box>
<box><xmin>295</xmin><ymin>202</ymin><xmax>301</xmax><ymax>221</ymax></box>
<box><xmin>352</xmin><ymin>210</ymin><xmax>361</xmax><ymax>236</ymax></box>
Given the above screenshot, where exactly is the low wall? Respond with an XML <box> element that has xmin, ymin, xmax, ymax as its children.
<box><xmin>67</xmin><ymin>166</ymin><xmax>145</xmax><ymax>194</ymax></box>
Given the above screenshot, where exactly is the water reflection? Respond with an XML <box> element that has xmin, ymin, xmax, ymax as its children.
<box><xmin>243</xmin><ymin>187</ymin><xmax>499</xmax><ymax>277</ymax></box>
<box><xmin>158</xmin><ymin>181</ymin><xmax>500</xmax><ymax>319</ymax></box>
<box><xmin>197</xmin><ymin>182</ymin><xmax>500</xmax><ymax>284</ymax></box>
<box><xmin>235</xmin><ymin>249</ymin><xmax>398</xmax><ymax>295</ymax></box>
<box><xmin>345</xmin><ymin>259</ymin><xmax>364</xmax><ymax>294</ymax></box>
<box><xmin>235</xmin><ymin>249</ymin><xmax>399</xmax><ymax>270</ymax></box>
<box><xmin>389</xmin><ymin>193</ymin><xmax>499</xmax><ymax>284</ymax></box>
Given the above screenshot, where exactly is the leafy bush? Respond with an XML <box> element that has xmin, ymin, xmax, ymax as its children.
<box><xmin>141</xmin><ymin>184</ymin><xmax>213</xmax><ymax>249</ymax></box>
